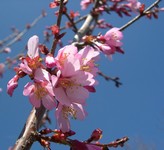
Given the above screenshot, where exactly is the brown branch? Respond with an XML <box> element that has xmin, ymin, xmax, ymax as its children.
<box><xmin>73</xmin><ymin>0</ymin><xmax>100</xmax><ymax>42</ymax></box>
<box><xmin>119</xmin><ymin>0</ymin><xmax>161</xmax><ymax>31</ymax></box>
<box><xmin>64</xmin><ymin>13</ymin><xmax>78</xmax><ymax>32</ymax></box>
<box><xmin>50</xmin><ymin>0</ymin><xmax>64</xmax><ymax>55</ymax></box>
<box><xmin>12</xmin><ymin>3</ymin><xmax>64</xmax><ymax>150</ymax></box>
<box><xmin>12</xmin><ymin>106</ymin><xmax>46</xmax><ymax>150</ymax></box>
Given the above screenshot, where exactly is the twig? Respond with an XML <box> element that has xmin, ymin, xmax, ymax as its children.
<box><xmin>119</xmin><ymin>0</ymin><xmax>161</xmax><ymax>31</ymax></box>
<box><xmin>64</xmin><ymin>12</ymin><xmax>78</xmax><ymax>32</ymax></box>
<box><xmin>93</xmin><ymin>136</ymin><xmax>129</xmax><ymax>148</ymax></box>
<box><xmin>50</xmin><ymin>0</ymin><xmax>64</xmax><ymax>55</ymax></box>
<box><xmin>0</xmin><ymin>31</ymin><xmax>19</xmax><ymax>47</ymax></box>
<box><xmin>98</xmin><ymin>71</ymin><xmax>122</xmax><ymax>87</ymax></box>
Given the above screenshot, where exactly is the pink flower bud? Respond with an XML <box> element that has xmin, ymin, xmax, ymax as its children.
<box><xmin>90</xmin><ymin>128</ymin><xmax>103</xmax><ymax>141</ymax></box>
<box><xmin>45</xmin><ymin>54</ymin><xmax>56</xmax><ymax>68</ymax></box>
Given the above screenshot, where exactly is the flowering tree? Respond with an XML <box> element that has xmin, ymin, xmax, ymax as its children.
<box><xmin>0</xmin><ymin>0</ymin><xmax>164</xmax><ymax>149</ymax></box>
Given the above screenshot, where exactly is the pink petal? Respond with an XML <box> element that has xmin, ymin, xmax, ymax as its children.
<box><xmin>19</xmin><ymin>60</ymin><xmax>32</xmax><ymax>75</ymax></box>
<box><xmin>62</xmin><ymin>55</ymin><xmax>80</xmax><ymax>77</ymax></box>
<box><xmin>29</xmin><ymin>93</ymin><xmax>41</xmax><ymax>108</ymax></box>
<box><xmin>45</xmin><ymin>82</ymin><xmax>55</xmax><ymax>96</ymax></box>
<box><xmin>27</xmin><ymin>35</ymin><xmax>39</xmax><ymax>58</ymax></box>
<box><xmin>73</xmin><ymin>103</ymin><xmax>87</xmax><ymax>120</ymax></box>
<box><xmin>34</xmin><ymin>68</ymin><xmax>50</xmax><ymax>82</ymax></box>
<box><xmin>54</xmin><ymin>87</ymin><xmax>71</xmax><ymax>106</ymax></box>
<box><xmin>51</xmin><ymin>75</ymin><xmax>59</xmax><ymax>87</ymax></box>
<box><xmin>56</xmin><ymin>105</ymin><xmax>70</xmax><ymax>132</ymax></box>
<box><xmin>42</xmin><ymin>95</ymin><xmax>56</xmax><ymax>110</ymax></box>
<box><xmin>23</xmin><ymin>82</ymin><xmax>34</xmax><ymax>96</ymax></box>
<box><xmin>66</xmin><ymin>86</ymin><xmax>88</xmax><ymax>103</ymax></box>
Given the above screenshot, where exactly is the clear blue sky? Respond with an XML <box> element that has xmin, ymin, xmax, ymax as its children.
<box><xmin>0</xmin><ymin>0</ymin><xmax>164</xmax><ymax>149</ymax></box>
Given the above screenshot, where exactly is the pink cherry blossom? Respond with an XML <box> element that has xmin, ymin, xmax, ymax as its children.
<box><xmin>54</xmin><ymin>45</ymin><xmax>78</xmax><ymax>69</ymax></box>
<box><xmin>7</xmin><ymin>75</ymin><xmax>19</xmax><ymax>96</ymax></box>
<box><xmin>19</xmin><ymin>35</ymin><xmax>41</xmax><ymax>75</ymax></box>
<box><xmin>95</xmin><ymin>27</ymin><xmax>124</xmax><ymax>58</ymax></box>
<box><xmin>104</xmin><ymin>27</ymin><xmax>123</xmax><ymax>47</ymax></box>
<box><xmin>53</xmin><ymin>70</ymin><xmax>93</xmax><ymax>106</ymax></box>
<box><xmin>55</xmin><ymin>103</ymin><xmax>86</xmax><ymax>132</ymax></box>
<box><xmin>53</xmin><ymin>45</ymin><xmax>98</xmax><ymax>106</ymax></box>
<box><xmin>23</xmin><ymin>68</ymin><xmax>56</xmax><ymax>110</ymax></box>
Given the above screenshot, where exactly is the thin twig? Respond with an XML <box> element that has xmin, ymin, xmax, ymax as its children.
<box><xmin>120</xmin><ymin>0</ymin><xmax>161</xmax><ymax>31</ymax></box>
<box><xmin>64</xmin><ymin>13</ymin><xmax>78</xmax><ymax>32</ymax></box>
<box><xmin>98</xmin><ymin>71</ymin><xmax>122</xmax><ymax>87</ymax></box>
<box><xmin>50</xmin><ymin>0</ymin><xmax>64</xmax><ymax>55</ymax></box>
<box><xmin>0</xmin><ymin>32</ymin><xmax>19</xmax><ymax>47</ymax></box>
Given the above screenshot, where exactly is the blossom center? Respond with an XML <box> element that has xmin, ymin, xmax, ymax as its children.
<box><xmin>81</xmin><ymin>65</ymin><xmax>91</xmax><ymax>72</ymax></box>
<box><xmin>26</xmin><ymin>56</ymin><xmax>41</xmax><ymax>70</ymax></box>
<box><xmin>62</xmin><ymin>105</ymin><xmax>77</xmax><ymax>119</ymax></box>
<box><xmin>111</xmin><ymin>32</ymin><xmax>118</xmax><ymax>41</ymax></box>
<box><xmin>59</xmin><ymin>78</ymin><xmax>77</xmax><ymax>88</ymax></box>
<box><xmin>34</xmin><ymin>83</ymin><xmax>47</xmax><ymax>99</ymax></box>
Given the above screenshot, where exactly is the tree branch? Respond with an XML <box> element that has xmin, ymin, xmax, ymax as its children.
<box><xmin>119</xmin><ymin>0</ymin><xmax>161</xmax><ymax>31</ymax></box>
<box><xmin>73</xmin><ymin>0</ymin><xmax>100</xmax><ymax>42</ymax></box>
<box><xmin>12</xmin><ymin>106</ymin><xmax>46</xmax><ymax>150</ymax></box>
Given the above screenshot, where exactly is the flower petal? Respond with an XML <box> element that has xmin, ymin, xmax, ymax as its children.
<box><xmin>27</xmin><ymin>35</ymin><xmax>39</xmax><ymax>58</ymax></box>
<box><xmin>29</xmin><ymin>93</ymin><xmax>41</xmax><ymax>108</ymax></box>
<box><xmin>54</xmin><ymin>87</ymin><xmax>71</xmax><ymax>106</ymax></box>
<box><xmin>23</xmin><ymin>82</ymin><xmax>34</xmax><ymax>96</ymax></box>
<box><xmin>42</xmin><ymin>95</ymin><xmax>56</xmax><ymax>110</ymax></box>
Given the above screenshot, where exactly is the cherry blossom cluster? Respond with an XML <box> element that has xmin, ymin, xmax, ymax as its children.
<box><xmin>7</xmin><ymin>24</ymin><xmax>124</xmax><ymax>132</ymax></box>
<box><xmin>4</xmin><ymin>0</ymin><xmax>164</xmax><ymax>149</ymax></box>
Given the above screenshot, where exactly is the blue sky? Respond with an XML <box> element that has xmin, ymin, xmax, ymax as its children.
<box><xmin>0</xmin><ymin>0</ymin><xmax>164</xmax><ymax>150</ymax></box>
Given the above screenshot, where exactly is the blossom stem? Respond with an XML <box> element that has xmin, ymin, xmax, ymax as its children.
<box><xmin>119</xmin><ymin>0</ymin><xmax>161</xmax><ymax>31</ymax></box>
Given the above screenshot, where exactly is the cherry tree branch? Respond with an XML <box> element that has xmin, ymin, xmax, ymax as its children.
<box><xmin>12</xmin><ymin>106</ymin><xmax>46</xmax><ymax>150</ymax></box>
<box><xmin>98</xmin><ymin>71</ymin><xmax>122</xmax><ymax>87</ymax></box>
<box><xmin>11</xmin><ymin>2</ymin><xmax>65</xmax><ymax>150</ymax></box>
<box><xmin>120</xmin><ymin>0</ymin><xmax>161</xmax><ymax>31</ymax></box>
<box><xmin>73</xmin><ymin>0</ymin><xmax>100</xmax><ymax>42</ymax></box>
<box><xmin>10</xmin><ymin>1</ymin><xmax>162</xmax><ymax>150</ymax></box>
<box><xmin>50</xmin><ymin>0</ymin><xmax>64</xmax><ymax>55</ymax></box>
